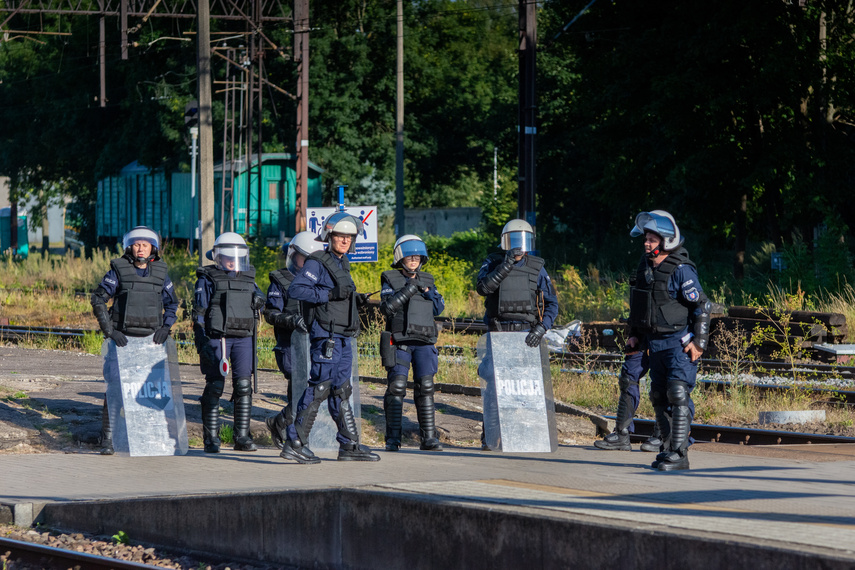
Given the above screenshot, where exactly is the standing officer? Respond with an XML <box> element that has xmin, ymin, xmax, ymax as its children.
<box><xmin>279</xmin><ymin>212</ymin><xmax>380</xmax><ymax>464</ymax></box>
<box><xmin>194</xmin><ymin>232</ymin><xmax>265</xmax><ymax>454</ymax></box>
<box><xmin>626</xmin><ymin>210</ymin><xmax>710</xmax><ymax>471</ymax></box>
<box><xmin>91</xmin><ymin>226</ymin><xmax>178</xmax><ymax>455</ymax></box>
<box><xmin>264</xmin><ymin>231</ymin><xmax>323</xmax><ymax>449</ymax></box>
<box><xmin>476</xmin><ymin>219</ymin><xmax>559</xmax><ymax>447</ymax></box>
<box><xmin>380</xmin><ymin>235</ymin><xmax>445</xmax><ymax>452</ymax></box>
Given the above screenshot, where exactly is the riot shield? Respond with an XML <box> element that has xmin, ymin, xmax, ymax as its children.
<box><xmin>102</xmin><ymin>335</ymin><xmax>188</xmax><ymax>456</ymax></box>
<box><xmin>477</xmin><ymin>332</ymin><xmax>558</xmax><ymax>452</ymax></box>
<box><xmin>290</xmin><ymin>332</ymin><xmax>361</xmax><ymax>452</ymax></box>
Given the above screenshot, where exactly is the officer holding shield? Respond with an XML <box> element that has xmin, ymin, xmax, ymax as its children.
<box><xmin>379</xmin><ymin>235</ymin><xmax>445</xmax><ymax>452</ymax></box>
<box><xmin>194</xmin><ymin>232</ymin><xmax>265</xmax><ymax>454</ymax></box>
<box><xmin>626</xmin><ymin>210</ymin><xmax>711</xmax><ymax>471</ymax></box>
<box><xmin>279</xmin><ymin>212</ymin><xmax>380</xmax><ymax>464</ymax></box>
<box><xmin>264</xmin><ymin>231</ymin><xmax>324</xmax><ymax>448</ymax></box>
<box><xmin>91</xmin><ymin>226</ymin><xmax>179</xmax><ymax>455</ymax></box>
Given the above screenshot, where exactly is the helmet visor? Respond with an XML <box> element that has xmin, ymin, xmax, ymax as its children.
<box><xmin>394</xmin><ymin>239</ymin><xmax>428</xmax><ymax>264</ymax></box>
<box><xmin>214</xmin><ymin>245</ymin><xmax>250</xmax><ymax>272</ymax></box>
<box><xmin>631</xmin><ymin>212</ymin><xmax>676</xmax><ymax>239</ymax></box>
<box><xmin>501</xmin><ymin>231</ymin><xmax>534</xmax><ymax>252</ymax></box>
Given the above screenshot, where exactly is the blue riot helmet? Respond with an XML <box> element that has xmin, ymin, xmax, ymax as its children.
<box><xmin>122</xmin><ymin>226</ymin><xmax>161</xmax><ymax>262</ymax></box>
<box><xmin>393</xmin><ymin>235</ymin><xmax>428</xmax><ymax>270</ymax></box>
<box><xmin>286</xmin><ymin>231</ymin><xmax>324</xmax><ymax>273</ymax></box>
<box><xmin>500</xmin><ymin>219</ymin><xmax>535</xmax><ymax>252</ymax></box>
<box><xmin>317</xmin><ymin>211</ymin><xmax>362</xmax><ymax>253</ymax></box>
<box><xmin>630</xmin><ymin>210</ymin><xmax>683</xmax><ymax>252</ymax></box>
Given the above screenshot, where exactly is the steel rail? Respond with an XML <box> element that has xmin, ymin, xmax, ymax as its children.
<box><xmin>0</xmin><ymin>536</ymin><xmax>158</xmax><ymax>569</ymax></box>
<box><xmin>626</xmin><ymin>417</ymin><xmax>855</xmax><ymax>446</ymax></box>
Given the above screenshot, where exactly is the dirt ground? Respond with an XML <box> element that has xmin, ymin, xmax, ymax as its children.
<box><xmin>1</xmin><ymin>344</ymin><xmax>851</xmax><ymax>463</ymax></box>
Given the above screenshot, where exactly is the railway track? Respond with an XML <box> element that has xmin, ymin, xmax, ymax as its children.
<box><xmin>0</xmin><ymin>535</ymin><xmax>157</xmax><ymax>569</ymax></box>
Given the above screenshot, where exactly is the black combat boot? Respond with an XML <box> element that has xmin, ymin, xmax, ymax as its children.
<box><xmin>338</xmin><ymin>442</ymin><xmax>381</xmax><ymax>461</ymax></box>
<box><xmin>640</xmin><ymin>421</ymin><xmax>663</xmax><ymax>452</ymax></box>
<box><xmin>384</xmin><ymin>376</ymin><xmax>406</xmax><ymax>451</ymax></box>
<box><xmin>202</xmin><ymin>405</ymin><xmax>221</xmax><ymax>454</ymax></box>
<box><xmin>99</xmin><ymin>400</ymin><xmax>115</xmax><ymax>456</ymax></box>
<box><xmin>266</xmin><ymin>409</ymin><xmax>290</xmax><ymax>450</ymax></box>
<box><xmin>415</xmin><ymin>376</ymin><xmax>443</xmax><ymax>451</ymax></box>
<box><xmin>280</xmin><ymin>438</ymin><xmax>321</xmax><ymax>464</ymax></box>
<box><xmin>232</xmin><ymin>377</ymin><xmax>257</xmax><ymax>451</ymax></box>
<box><xmin>656</xmin><ymin>384</ymin><xmax>690</xmax><ymax>471</ymax></box>
<box><xmin>594</xmin><ymin>430</ymin><xmax>631</xmax><ymax>451</ymax></box>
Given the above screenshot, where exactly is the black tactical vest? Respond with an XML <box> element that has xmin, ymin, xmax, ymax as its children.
<box><xmin>197</xmin><ymin>265</ymin><xmax>257</xmax><ymax>338</ymax></box>
<box><xmin>269</xmin><ymin>269</ymin><xmax>302</xmax><ymax>344</ymax></box>
<box><xmin>309</xmin><ymin>251</ymin><xmax>359</xmax><ymax>337</ymax></box>
<box><xmin>109</xmin><ymin>257</ymin><xmax>167</xmax><ymax>335</ymax></box>
<box><xmin>484</xmin><ymin>252</ymin><xmax>545</xmax><ymax>324</ymax></box>
<box><xmin>628</xmin><ymin>248</ymin><xmax>694</xmax><ymax>334</ymax></box>
<box><xmin>382</xmin><ymin>269</ymin><xmax>438</xmax><ymax>344</ymax></box>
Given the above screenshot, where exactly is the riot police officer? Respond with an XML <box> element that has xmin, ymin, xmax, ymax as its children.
<box><xmin>279</xmin><ymin>212</ymin><xmax>380</xmax><ymax>464</ymax></box>
<box><xmin>91</xmin><ymin>226</ymin><xmax>179</xmax><ymax>455</ymax></box>
<box><xmin>264</xmin><ymin>231</ymin><xmax>323</xmax><ymax>449</ymax></box>
<box><xmin>194</xmin><ymin>232</ymin><xmax>265</xmax><ymax>454</ymax></box>
<box><xmin>476</xmin><ymin>219</ymin><xmax>559</xmax><ymax>448</ymax></box>
<box><xmin>626</xmin><ymin>210</ymin><xmax>711</xmax><ymax>471</ymax></box>
<box><xmin>380</xmin><ymin>235</ymin><xmax>445</xmax><ymax>452</ymax></box>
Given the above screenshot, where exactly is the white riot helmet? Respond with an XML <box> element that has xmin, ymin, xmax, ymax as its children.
<box><xmin>209</xmin><ymin>232</ymin><xmax>250</xmax><ymax>272</ymax></box>
<box><xmin>630</xmin><ymin>210</ymin><xmax>683</xmax><ymax>252</ymax></box>
<box><xmin>122</xmin><ymin>226</ymin><xmax>160</xmax><ymax>262</ymax></box>
<box><xmin>393</xmin><ymin>235</ymin><xmax>428</xmax><ymax>270</ymax></box>
<box><xmin>317</xmin><ymin>211</ymin><xmax>363</xmax><ymax>253</ymax></box>
<box><xmin>500</xmin><ymin>219</ymin><xmax>535</xmax><ymax>252</ymax></box>
<box><xmin>286</xmin><ymin>231</ymin><xmax>324</xmax><ymax>273</ymax></box>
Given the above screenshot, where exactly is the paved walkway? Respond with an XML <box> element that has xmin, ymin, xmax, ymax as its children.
<box><xmin>3</xmin><ymin>444</ymin><xmax>855</xmax><ymax>559</ymax></box>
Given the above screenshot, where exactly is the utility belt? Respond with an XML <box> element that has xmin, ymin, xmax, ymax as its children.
<box><xmin>489</xmin><ymin>319</ymin><xmax>531</xmax><ymax>332</ymax></box>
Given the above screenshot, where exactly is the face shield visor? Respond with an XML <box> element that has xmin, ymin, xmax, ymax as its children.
<box><xmin>214</xmin><ymin>245</ymin><xmax>250</xmax><ymax>272</ymax></box>
<box><xmin>393</xmin><ymin>239</ymin><xmax>428</xmax><ymax>268</ymax></box>
<box><xmin>500</xmin><ymin>230</ymin><xmax>535</xmax><ymax>252</ymax></box>
<box><xmin>630</xmin><ymin>212</ymin><xmax>676</xmax><ymax>240</ymax></box>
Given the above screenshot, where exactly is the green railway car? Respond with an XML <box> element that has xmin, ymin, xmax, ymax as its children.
<box><xmin>97</xmin><ymin>154</ymin><xmax>323</xmax><ymax>246</ymax></box>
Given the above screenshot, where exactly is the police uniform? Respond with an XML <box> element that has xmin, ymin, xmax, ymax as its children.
<box><xmin>194</xmin><ymin>265</ymin><xmax>264</xmax><ymax>453</ymax></box>
<box><xmin>628</xmin><ymin>246</ymin><xmax>709</xmax><ymax>470</ymax></box>
<box><xmin>379</xmin><ymin>267</ymin><xmax>445</xmax><ymax>451</ymax></box>
<box><xmin>91</xmin><ymin>254</ymin><xmax>178</xmax><ymax>454</ymax></box>
<box><xmin>282</xmin><ymin>249</ymin><xmax>378</xmax><ymax>462</ymax></box>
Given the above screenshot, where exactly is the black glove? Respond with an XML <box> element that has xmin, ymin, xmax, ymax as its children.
<box><xmin>355</xmin><ymin>292</ymin><xmax>370</xmax><ymax>307</ymax></box>
<box><xmin>109</xmin><ymin>330</ymin><xmax>128</xmax><ymax>347</ymax></box>
<box><xmin>380</xmin><ymin>281</ymin><xmax>420</xmax><ymax>318</ymax></box>
<box><xmin>275</xmin><ymin>312</ymin><xmax>308</xmax><ymax>333</ymax></box>
<box><xmin>251</xmin><ymin>294</ymin><xmax>266</xmax><ymax>312</ymax></box>
<box><xmin>505</xmin><ymin>247</ymin><xmax>523</xmax><ymax>265</ymax></box>
<box><xmin>153</xmin><ymin>325</ymin><xmax>171</xmax><ymax>345</ymax></box>
<box><xmin>525</xmin><ymin>322</ymin><xmax>547</xmax><ymax>348</ymax></box>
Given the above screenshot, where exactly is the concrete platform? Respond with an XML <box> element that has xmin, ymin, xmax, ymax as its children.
<box><xmin>3</xmin><ymin>445</ymin><xmax>855</xmax><ymax>568</ymax></box>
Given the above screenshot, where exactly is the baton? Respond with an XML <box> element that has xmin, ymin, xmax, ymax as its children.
<box><xmin>252</xmin><ymin>309</ymin><xmax>259</xmax><ymax>393</ymax></box>
<box><xmin>219</xmin><ymin>338</ymin><xmax>230</xmax><ymax>377</ymax></box>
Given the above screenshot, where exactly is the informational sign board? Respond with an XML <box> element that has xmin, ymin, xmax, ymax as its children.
<box><xmin>477</xmin><ymin>332</ymin><xmax>558</xmax><ymax>453</ymax></box>
<box><xmin>290</xmin><ymin>331</ymin><xmax>361</xmax><ymax>452</ymax></box>
<box><xmin>102</xmin><ymin>336</ymin><xmax>188</xmax><ymax>456</ymax></box>
<box><xmin>307</xmin><ymin>206</ymin><xmax>378</xmax><ymax>262</ymax></box>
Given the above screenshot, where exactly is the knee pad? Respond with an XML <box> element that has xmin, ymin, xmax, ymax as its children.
<box><xmin>333</xmin><ymin>381</ymin><xmax>353</xmax><ymax>401</ymax></box>
<box><xmin>667</xmin><ymin>382</ymin><xmax>690</xmax><ymax>406</ymax></box>
<box><xmin>233</xmin><ymin>377</ymin><xmax>253</xmax><ymax>398</ymax></box>
<box><xmin>649</xmin><ymin>388</ymin><xmax>668</xmax><ymax>410</ymax></box>
<box><xmin>200</xmin><ymin>378</ymin><xmax>225</xmax><ymax>407</ymax></box>
<box><xmin>618</xmin><ymin>371</ymin><xmax>638</xmax><ymax>393</ymax></box>
<box><xmin>311</xmin><ymin>380</ymin><xmax>332</xmax><ymax>404</ymax></box>
<box><xmin>416</xmin><ymin>376</ymin><xmax>435</xmax><ymax>397</ymax></box>
<box><xmin>387</xmin><ymin>375</ymin><xmax>407</xmax><ymax>397</ymax></box>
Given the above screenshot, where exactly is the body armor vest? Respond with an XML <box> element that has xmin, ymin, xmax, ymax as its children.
<box><xmin>269</xmin><ymin>269</ymin><xmax>302</xmax><ymax>344</ymax></box>
<box><xmin>197</xmin><ymin>265</ymin><xmax>257</xmax><ymax>338</ymax></box>
<box><xmin>309</xmin><ymin>251</ymin><xmax>359</xmax><ymax>337</ymax></box>
<box><xmin>110</xmin><ymin>257</ymin><xmax>167</xmax><ymax>335</ymax></box>
<box><xmin>484</xmin><ymin>253</ymin><xmax>545</xmax><ymax>324</ymax></box>
<box><xmin>382</xmin><ymin>270</ymin><xmax>438</xmax><ymax>344</ymax></box>
<box><xmin>628</xmin><ymin>248</ymin><xmax>694</xmax><ymax>334</ymax></box>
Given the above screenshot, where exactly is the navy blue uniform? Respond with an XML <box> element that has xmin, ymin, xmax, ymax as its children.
<box><xmin>266</xmin><ymin>276</ymin><xmax>295</xmax><ymax>377</ymax></box>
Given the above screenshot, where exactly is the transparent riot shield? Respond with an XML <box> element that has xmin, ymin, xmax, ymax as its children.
<box><xmin>290</xmin><ymin>332</ymin><xmax>361</xmax><ymax>452</ymax></box>
<box><xmin>477</xmin><ymin>332</ymin><xmax>558</xmax><ymax>452</ymax></box>
<box><xmin>102</xmin><ymin>335</ymin><xmax>188</xmax><ymax>456</ymax></box>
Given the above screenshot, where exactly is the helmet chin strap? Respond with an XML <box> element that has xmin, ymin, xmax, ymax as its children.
<box><xmin>646</xmin><ymin>246</ymin><xmax>661</xmax><ymax>259</ymax></box>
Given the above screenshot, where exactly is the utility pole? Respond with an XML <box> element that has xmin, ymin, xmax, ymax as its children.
<box><xmin>394</xmin><ymin>0</ymin><xmax>405</xmax><ymax>237</ymax></box>
<box><xmin>294</xmin><ymin>0</ymin><xmax>309</xmax><ymax>233</ymax></box>
<box><xmin>198</xmin><ymin>0</ymin><xmax>215</xmax><ymax>263</ymax></box>
<box><xmin>518</xmin><ymin>0</ymin><xmax>537</xmax><ymax>232</ymax></box>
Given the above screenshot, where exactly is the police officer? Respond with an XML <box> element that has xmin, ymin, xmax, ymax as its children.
<box><xmin>91</xmin><ymin>226</ymin><xmax>179</xmax><ymax>455</ymax></box>
<box><xmin>194</xmin><ymin>232</ymin><xmax>265</xmax><ymax>454</ymax></box>
<box><xmin>476</xmin><ymin>219</ymin><xmax>559</xmax><ymax>448</ymax></box>
<box><xmin>264</xmin><ymin>231</ymin><xmax>323</xmax><ymax>449</ymax></box>
<box><xmin>626</xmin><ymin>210</ymin><xmax>710</xmax><ymax>471</ymax></box>
<box><xmin>380</xmin><ymin>235</ymin><xmax>445</xmax><ymax>452</ymax></box>
<box><xmin>279</xmin><ymin>212</ymin><xmax>380</xmax><ymax>464</ymax></box>
<box><xmin>593</xmin><ymin>348</ymin><xmax>663</xmax><ymax>452</ymax></box>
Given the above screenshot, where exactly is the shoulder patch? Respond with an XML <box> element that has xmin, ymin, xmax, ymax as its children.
<box><xmin>304</xmin><ymin>270</ymin><xmax>318</xmax><ymax>282</ymax></box>
<box><xmin>684</xmin><ymin>287</ymin><xmax>699</xmax><ymax>302</ymax></box>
